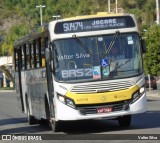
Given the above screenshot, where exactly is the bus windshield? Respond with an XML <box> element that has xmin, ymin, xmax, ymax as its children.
<box><xmin>53</xmin><ymin>32</ymin><xmax>143</xmax><ymax>82</ymax></box>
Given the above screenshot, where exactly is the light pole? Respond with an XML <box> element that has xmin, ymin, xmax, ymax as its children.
<box><xmin>36</xmin><ymin>5</ymin><xmax>46</xmax><ymax>26</ymax></box>
<box><xmin>52</xmin><ymin>15</ymin><xmax>61</xmax><ymax>20</ymax></box>
<box><xmin>108</xmin><ymin>0</ymin><xmax>110</xmax><ymax>13</ymax></box>
<box><xmin>115</xmin><ymin>0</ymin><xmax>118</xmax><ymax>13</ymax></box>
<box><xmin>156</xmin><ymin>0</ymin><xmax>160</xmax><ymax>24</ymax></box>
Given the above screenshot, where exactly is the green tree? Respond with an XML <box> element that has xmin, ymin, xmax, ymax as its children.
<box><xmin>143</xmin><ymin>25</ymin><xmax>160</xmax><ymax>76</ymax></box>
<box><xmin>0</xmin><ymin>0</ymin><xmax>159</xmax><ymax>58</ymax></box>
<box><xmin>1</xmin><ymin>24</ymin><xmax>28</xmax><ymax>55</ymax></box>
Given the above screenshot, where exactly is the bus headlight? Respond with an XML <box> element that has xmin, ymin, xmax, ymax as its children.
<box><xmin>139</xmin><ymin>86</ymin><xmax>145</xmax><ymax>94</ymax></box>
<box><xmin>58</xmin><ymin>95</ymin><xmax>65</xmax><ymax>103</ymax></box>
<box><xmin>66</xmin><ymin>98</ymin><xmax>75</xmax><ymax>108</ymax></box>
<box><xmin>133</xmin><ymin>92</ymin><xmax>139</xmax><ymax>99</ymax></box>
<box><xmin>57</xmin><ymin>93</ymin><xmax>76</xmax><ymax>109</ymax></box>
<box><xmin>132</xmin><ymin>86</ymin><xmax>145</xmax><ymax>103</ymax></box>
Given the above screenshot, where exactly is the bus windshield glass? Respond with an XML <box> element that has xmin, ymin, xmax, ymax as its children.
<box><xmin>53</xmin><ymin>32</ymin><xmax>143</xmax><ymax>82</ymax></box>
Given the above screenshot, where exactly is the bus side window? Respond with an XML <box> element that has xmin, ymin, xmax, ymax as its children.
<box><xmin>41</xmin><ymin>37</ymin><xmax>47</xmax><ymax>67</ymax></box>
<box><xmin>30</xmin><ymin>42</ymin><xmax>35</xmax><ymax>68</ymax></box>
<box><xmin>26</xmin><ymin>43</ymin><xmax>31</xmax><ymax>69</ymax></box>
<box><xmin>36</xmin><ymin>38</ymin><xmax>41</xmax><ymax>68</ymax></box>
<box><xmin>24</xmin><ymin>44</ymin><xmax>27</xmax><ymax>69</ymax></box>
<box><xmin>33</xmin><ymin>40</ymin><xmax>37</xmax><ymax>68</ymax></box>
<box><xmin>14</xmin><ymin>49</ymin><xmax>18</xmax><ymax>71</ymax></box>
<box><xmin>21</xmin><ymin>45</ymin><xmax>26</xmax><ymax>70</ymax></box>
<box><xmin>19</xmin><ymin>47</ymin><xmax>22</xmax><ymax>70</ymax></box>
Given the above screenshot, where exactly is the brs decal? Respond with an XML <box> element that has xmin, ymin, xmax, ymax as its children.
<box><xmin>62</xmin><ymin>68</ymin><xmax>92</xmax><ymax>78</ymax></box>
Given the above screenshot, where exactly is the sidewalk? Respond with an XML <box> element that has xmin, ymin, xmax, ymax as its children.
<box><xmin>0</xmin><ymin>89</ymin><xmax>15</xmax><ymax>92</ymax></box>
<box><xmin>146</xmin><ymin>90</ymin><xmax>160</xmax><ymax>97</ymax></box>
<box><xmin>146</xmin><ymin>77</ymin><xmax>160</xmax><ymax>97</ymax></box>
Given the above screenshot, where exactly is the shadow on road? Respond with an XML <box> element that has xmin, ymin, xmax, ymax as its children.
<box><xmin>0</xmin><ymin>125</ymin><xmax>51</xmax><ymax>134</ymax></box>
<box><xmin>62</xmin><ymin>111</ymin><xmax>160</xmax><ymax>134</ymax></box>
<box><xmin>0</xmin><ymin>111</ymin><xmax>160</xmax><ymax>134</ymax></box>
<box><xmin>0</xmin><ymin>117</ymin><xmax>27</xmax><ymax>126</ymax></box>
<box><xmin>131</xmin><ymin>111</ymin><xmax>160</xmax><ymax>129</ymax></box>
<box><xmin>0</xmin><ymin>119</ymin><xmax>51</xmax><ymax>134</ymax></box>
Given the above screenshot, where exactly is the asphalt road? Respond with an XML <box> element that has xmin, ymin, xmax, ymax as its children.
<box><xmin>0</xmin><ymin>90</ymin><xmax>160</xmax><ymax>142</ymax></box>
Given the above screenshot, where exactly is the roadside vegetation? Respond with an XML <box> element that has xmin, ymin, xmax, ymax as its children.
<box><xmin>0</xmin><ymin>0</ymin><xmax>160</xmax><ymax>76</ymax></box>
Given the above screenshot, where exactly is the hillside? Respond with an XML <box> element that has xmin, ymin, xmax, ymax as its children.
<box><xmin>0</xmin><ymin>0</ymin><xmax>158</xmax><ymax>56</ymax></box>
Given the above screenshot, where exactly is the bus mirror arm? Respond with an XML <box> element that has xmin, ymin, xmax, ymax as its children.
<box><xmin>141</xmin><ymin>38</ymin><xmax>147</xmax><ymax>53</ymax></box>
<box><xmin>45</xmin><ymin>47</ymin><xmax>55</xmax><ymax>73</ymax></box>
<box><xmin>45</xmin><ymin>48</ymin><xmax>50</xmax><ymax>62</ymax></box>
<box><xmin>50</xmin><ymin>60</ymin><xmax>55</xmax><ymax>73</ymax></box>
<box><xmin>50</xmin><ymin>49</ymin><xmax>56</xmax><ymax>73</ymax></box>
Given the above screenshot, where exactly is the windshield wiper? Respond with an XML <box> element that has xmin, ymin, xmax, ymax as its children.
<box><xmin>72</xmin><ymin>34</ymin><xmax>92</xmax><ymax>55</ymax></box>
<box><xmin>105</xmin><ymin>30</ymin><xmax>120</xmax><ymax>56</ymax></box>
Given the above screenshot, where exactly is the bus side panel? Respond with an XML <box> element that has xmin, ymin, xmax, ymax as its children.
<box><xmin>21</xmin><ymin>71</ymin><xmax>28</xmax><ymax>114</ymax></box>
<box><xmin>15</xmin><ymin>71</ymin><xmax>24</xmax><ymax>111</ymax></box>
<box><xmin>25</xmin><ymin>69</ymin><xmax>39</xmax><ymax>119</ymax></box>
<box><xmin>39</xmin><ymin>68</ymin><xmax>48</xmax><ymax>119</ymax></box>
<box><xmin>24</xmin><ymin>68</ymin><xmax>48</xmax><ymax>120</ymax></box>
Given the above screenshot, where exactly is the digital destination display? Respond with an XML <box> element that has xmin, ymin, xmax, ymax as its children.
<box><xmin>54</xmin><ymin>16</ymin><xmax>135</xmax><ymax>34</ymax></box>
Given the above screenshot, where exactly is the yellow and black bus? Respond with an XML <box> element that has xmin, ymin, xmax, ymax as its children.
<box><xmin>14</xmin><ymin>12</ymin><xmax>147</xmax><ymax>132</ymax></box>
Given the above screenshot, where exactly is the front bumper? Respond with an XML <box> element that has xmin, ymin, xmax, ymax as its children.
<box><xmin>55</xmin><ymin>92</ymin><xmax>147</xmax><ymax>121</ymax></box>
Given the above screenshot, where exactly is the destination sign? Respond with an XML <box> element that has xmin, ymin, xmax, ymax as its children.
<box><xmin>54</xmin><ymin>16</ymin><xmax>135</xmax><ymax>34</ymax></box>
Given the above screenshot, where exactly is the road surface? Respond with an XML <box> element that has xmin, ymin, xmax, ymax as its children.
<box><xmin>0</xmin><ymin>90</ymin><xmax>160</xmax><ymax>142</ymax></box>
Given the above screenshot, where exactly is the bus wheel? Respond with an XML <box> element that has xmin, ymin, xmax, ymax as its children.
<box><xmin>118</xmin><ymin>115</ymin><xmax>131</xmax><ymax>127</ymax></box>
<box><xmin>26</xmin><ymin>100</ymin><xmax>37</xmax><ymax>125</ymax></box>
<box><xmin>45</xmin><ymin>100</ymin><xmax>61</xmax><ymax>132</ymax></box>
<box><xmin>50</xmin><ymin>119</ymin><xmax>61</xmax><ymax>132</ymax></box>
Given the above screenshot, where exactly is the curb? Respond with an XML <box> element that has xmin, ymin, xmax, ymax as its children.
<box><xmin>0</xmin><ymin>90</ymin><xmax>15</xmax><ymax>93</ymax></box>
<box><xmin>146</xmin><ymin>92</ymin><xmax>160</xmax><ymax>98</ymax></box>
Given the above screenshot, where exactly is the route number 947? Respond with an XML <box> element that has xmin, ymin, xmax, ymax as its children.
<box><xmin>63</xmin><ymin>22</ymin><xmax>84</xmax><ymax>32</ymax></box>
<box><xmin>61</xmin><ymin>68</ymin><xmax>92</xmax><ymax>78</ymax></box>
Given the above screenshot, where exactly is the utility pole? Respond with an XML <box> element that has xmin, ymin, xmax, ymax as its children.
<box><xmin>108</xmin><ymin>0</ymin><xmax>111</xmax><ymax>13</ymax></box>
<box><xmin>36</xmin><ymin>5</ymin><xmax>46</xmax><ymax>26</ymax></box>
<box><xmin>156</xmin><ymin>0</ymin><xmax>160</xmax><ymax>24</ymax></box>
<box><xmin>115</xmin><ymin>0</ymin><xmax>118</xmax><ymax>13</ymax></box>
<box><xmin>52</xmin><ymin>15</ymin><xmax>61</xmax><ymax>20</ymax></box>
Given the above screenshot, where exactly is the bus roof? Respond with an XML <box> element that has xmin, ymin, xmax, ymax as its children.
<box><xmin>62</xmin><ymin>12</ymin><xmax>127</xmax><ymax>21</ymax></box>
<box><xmin>54</xmin><ymin>12</ymin><xmax>136</xmax><ymax>34</ymax></box>
<box><xmin>14</xmin><ymin>23</ymin><xmax>48</xmax><ymax>47</ymax></box>
<box><xmin>14</xmin><ymin>12</ymin><xmax>134</xmax><ymax>48</ymax></box>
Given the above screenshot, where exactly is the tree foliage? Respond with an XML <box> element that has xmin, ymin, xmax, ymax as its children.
<box><xmin>143</xmin><ymin>25</ymin><xmax>160</xmax><ymax>76</ymax></box>
<box><xmin>0</xmin><ymin>0</ymin><xmax>159</xmax><ymax>64</ymax></box>
<box><xmin>1</xmin><ymin>24</ymin><xmax>29</xmax><ymax>55</ymax></box>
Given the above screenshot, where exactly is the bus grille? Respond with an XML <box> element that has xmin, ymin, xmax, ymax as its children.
<box><xmin>77</xmin><ymin>100</ymin><xmax>130</xmax><ymax>115</ymax></box>
<box><xmin>70</xmin><ymin>81</ymin><xmax>134</xmax><ymax>94</ymax></box>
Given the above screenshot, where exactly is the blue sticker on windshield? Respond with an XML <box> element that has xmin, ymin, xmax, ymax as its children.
<box><xmin>101</xmin><ymin>59</ymin><xmax>109</xmax><ymax>67</ymax></box>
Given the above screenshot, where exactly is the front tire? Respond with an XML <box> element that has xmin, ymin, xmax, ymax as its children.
<box><xmin>45</xmin><ymin>99</ymin><xmax>61</xmax><ymax>132</ymax></box>
<box><xmin>118</xmin><ymin>115</ymin><xmax>131</xmax><ymax>127</ymax></box>
<box><xmin>50</xmin><ymin>119</ymin><xmax>61</xmax><ymax>132</ymax></box>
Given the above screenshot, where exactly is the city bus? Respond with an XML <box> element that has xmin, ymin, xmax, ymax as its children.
<box><xmin>13</xmin><ymin>12</ymin><xmax>147</xmax><ymax>132</ymax></box>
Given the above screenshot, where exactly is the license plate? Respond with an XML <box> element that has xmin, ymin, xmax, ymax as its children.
<box><xmin>97</xmin><ymin>107</ymin><xmax>112</xmax><ymax>113</ymax></box>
